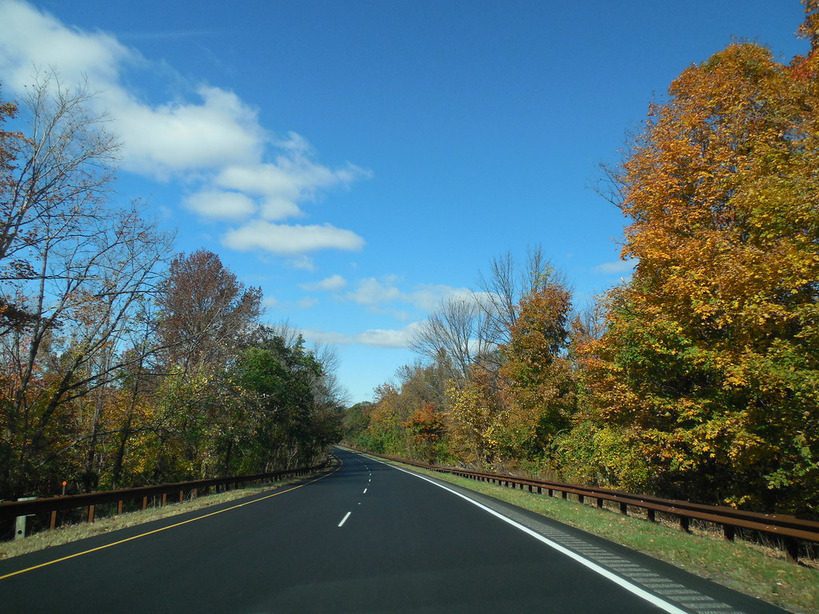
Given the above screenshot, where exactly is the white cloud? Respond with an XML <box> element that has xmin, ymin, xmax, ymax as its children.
<box><xmin>345</xmin><ymin>276</ymin><xmax>475</xmax><ymax>312</ymax></box>
<box><xmin>408</xmin><ymin>284</ymin><xmax>474</xmax><ymax>311</ymax></box>
<box><xmin>184</xmin><ymin>190</ymin><xmax>256</xmax><ymax>220</ymax></box>
<box><xmin>298</xmin><ymin>297</ymin><xmax>318</xmax><ymax>309</ymax></box>
<box><xmin>0</xmin><ymin>0</ymin><xmax>369</xmax><ymax>256</ymax></box>
<box><xmin>356</xmin><ymin>326</ymin><xmax>419</xmax><ymax>348</ymax></box>
<box><xmin>299</xmin><ymin>329</ymin><xmax>351</xmax><ymax>346</ymax></box>
<box><xmin>300</xmin><ymin>322</ymin><xmax>422</xmax><ymax>349</ymax></box>
<box><xmin>301</xmin><ymin>274</ymin><xmax>347</xmax><ymax>292</ymax></box>
<box><xmin>346</xmin><ymin>276</ymin><xmax>403</xmax><ymax>306</ymax></box>
<box><xmin>595</xmin><ymin>259</ymin><xmax>637</xmax><ymax>274</ymax></box>
<box><xmin>222</xmin><ymin>221</ymin><xmax>364</xmax><ymax>254</ymax></box>
<box><xmin>0</xmin><ymin>0</ymin><xmax>128</xmax><ymax>91</ymax></box>
<box><xmin>216</xmin><ymin>155</ymin><xmax>368</xmax><ymax>221</ymax></box>
<box><xmin>0</xmin><ymin>2</ymin><xmax>264</xmax><ymax>176</ymax></box>
<box><xmin>113</xmin><ymin>85</ymin><xmax>265</xmax><ymax>176</ymax></box>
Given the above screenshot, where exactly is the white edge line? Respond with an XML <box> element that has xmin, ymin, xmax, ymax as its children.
<box><xmin>363</xmin><ymin>454</ymin><xmax>687</xmax><ymax>614</ymax></box>
<box><xmin>338</xmin><ymin>511</ymin><xmax>351</xmax><ymax>527</ymax></box>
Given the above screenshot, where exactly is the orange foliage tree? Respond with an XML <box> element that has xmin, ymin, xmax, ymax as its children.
<box><xmin>497</xmin><ymin>282</ymin><xmax>575</xmax><ymax>461</ymax></box>
<box><xmin>404</xmin><ymin>403</ymin><xmax>446</xmax><ymax>463</ymax></box>
<box><xmin>578</xmin><ymin>17</ymin><xmax>818</xmax><ymax>513</ymax></box>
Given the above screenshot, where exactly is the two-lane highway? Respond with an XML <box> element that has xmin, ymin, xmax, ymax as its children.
<box><xmin>0</xmin><ymin>448</ymin><xmax>782</xmax><ymax>612</ymax></box>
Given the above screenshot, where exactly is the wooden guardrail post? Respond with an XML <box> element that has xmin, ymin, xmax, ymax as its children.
<box><xmin>784</xmin><ymin>538</ymin><xmax>799</xmax><ymax>562</ymax></box>
<box><xmin>86</xmin><ymin>505</ymin><xmax>95</xmax><ymax>523</ymax></box>
<box><xmin>49</xmin><ymin>510</ymin><xmax>57</xmax><ymax>529</ymax></box>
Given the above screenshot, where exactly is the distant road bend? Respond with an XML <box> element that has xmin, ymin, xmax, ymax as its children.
<box><xmin>0</xmin><ymin>448</ymin><xmax>782</xmax><ymax>613</ymax></box>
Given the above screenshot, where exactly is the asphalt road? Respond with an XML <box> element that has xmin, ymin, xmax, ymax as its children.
<box><xmin>0</xmin><ymin>448</ymin><xmax>784</xmax><ymax>613</ymax></box>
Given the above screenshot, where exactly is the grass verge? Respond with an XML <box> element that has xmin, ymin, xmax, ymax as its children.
<box><xmin>0</xmin><ymin>464</ymin><xmax>334</xmax><ymax>562</ymax></box>
<box><xmin>387</xmin><ymin>459</ymin><xmax>818</xmax><ymax>614</ymax></box>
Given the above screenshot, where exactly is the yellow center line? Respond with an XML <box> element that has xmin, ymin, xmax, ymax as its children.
<box><xmin>0</xmin><ymin>461</ymin><xmax>342</xmax><ymax>582</ymax></box>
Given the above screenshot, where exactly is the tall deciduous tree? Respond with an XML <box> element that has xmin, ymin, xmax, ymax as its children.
<box><xmin>579</xmin><ymin>20</ymin><xmax>818</xmax><ymax>512</ymax></box>
<box><xmin>411</xmin><ymin>297</ymin><xmax>491</xmax><ymax>381</ymax></box>
<box><xmin>157</xmin><ymin>250</ymin><xmax>261</xmax><ymax>372</ymax></box>
<box><xmin>0</xmin><ymin>79</ymin><xmax>168</xmax><ymax>496</ymax></box>
<box><xmin>496</xmin><ymin>280</ymin><xmax>575</xmax><ymax>460</ymax></box>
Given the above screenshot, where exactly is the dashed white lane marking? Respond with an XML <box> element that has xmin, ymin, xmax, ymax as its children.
<box><xmin>338</xmin><ymin>511</ymin><xmax>351</xmax><ymax>527</ymax></box>
<box><xmin>363</xmin><ymin>488</ymin><xmax>368</xmax><ymax>494</ymax></box>
<box><xmin>367</xmin><ymin>456</ymin><xmax>689</xmax><ymax>614</ymax></box>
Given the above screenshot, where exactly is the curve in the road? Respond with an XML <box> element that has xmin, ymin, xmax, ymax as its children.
<box><xmin>0</xmin><ymin>448</ymin><xmax>784</xmax><ymax>613</ymax></box>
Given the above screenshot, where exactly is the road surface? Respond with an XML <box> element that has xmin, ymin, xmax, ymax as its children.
<box><xmin>0</xmin><ymin>448</ymin><xmax>783</xmax><ymax>612</ymax></box>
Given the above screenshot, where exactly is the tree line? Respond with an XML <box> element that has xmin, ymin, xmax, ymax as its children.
<box><xmin>345</xmin><ymin>7</ymin><xmax>819</xmax><ymax>517</ymax></box>
<box><xmin>0</xmin><ymin>76</ymin><xmax>343</xmax><ymax>500</ymax></box>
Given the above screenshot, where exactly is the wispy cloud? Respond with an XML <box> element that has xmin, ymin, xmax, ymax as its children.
<box><xmin>346</xmin><ymin>276</ymin><xmax>403</xmax><ymax>306</ymax></box>
<box><xmin>184</xmin><ymin>190</ymin><xmax>256</xmax><ymax>220</ymax></box>
<box><xmin>287</xmin><ymin>256</ymin><xmax>316</xmax><ymax>271</ymax></box>
<box><xmin>344</xmin><ymin>276</ymin><xmax>475</xmax><ymax>312</ymax></box>
<box><xmin>301</xmin><ymin>274</ymin><xmax>347</xmax><ymax>292</ymax></box>
<box><xmin>0</xmin><ymin>0</ymin><xmax>368</xmax><ymax>256</ymax></box>
<box><xmin>222</xmin><ymin>221</ymin><xmax>364</xmax><ymax>254</ymax></box>
<box><xmin>595</xmin><ymin>259</ymin><xmax>637</xmax><ymax>274</ymax></box>
<box><xmin>300</xmin><ymin>323</ymin><xmax>422</xmax><ymax>349</ymax></box>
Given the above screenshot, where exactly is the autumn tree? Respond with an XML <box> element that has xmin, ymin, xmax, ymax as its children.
<box><xmin>157</xmin><ymin>250</ymin><xmax>261</xmax><ymax>372</ymax></box>
<box><xmin>445</xmin><ymin>365</ymin><xmax>501</xmax><ymax>464</ymax></box>
<box><xmin>1</xmin><ymin>76</ymin><xmax>117</xmax><ymax>331</ymax></box>
<box><xmin>0</xmin><ymin>79</ymin><xmax>170</xmax><ymax>497</ymax></box>
<box><xmin>404</xmin><ymin>403</ymin><xmax>446</xmax><ymax>463</ymax></box>
<box><xmin>495</xmin><ymin>280</ymin><xmax>575</xmax><ymax>461</ymax></box>
<box><xmin>411</xmin><ymin>297</ymin><xmax>491</xmax><ymax>381</ymax></box>
<box><xmin>578</xmin><ymin>16</ymin><xmax>819</xmax><ymax>513</ymax></box>
<box><xmin>479</xmin><ymin>247</ymin><xmax>555</xmax><ymax>350</ymax></box>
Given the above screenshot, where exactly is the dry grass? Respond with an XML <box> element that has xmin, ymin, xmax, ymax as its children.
<box><xmin>0</xmin><ymin>468</ymin><xmax>330</xmax><ymax>561</ymax></box>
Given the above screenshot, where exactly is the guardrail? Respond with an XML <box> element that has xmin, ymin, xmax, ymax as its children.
<box><xmin>354</xmin><ymin>449</ymin><xmax>819</xmax><ymax>563</ymax></box>
<box><xmin>0</xmin><ymin>459</ymin><xmax>332</xmax><ymax>541</ymax></box>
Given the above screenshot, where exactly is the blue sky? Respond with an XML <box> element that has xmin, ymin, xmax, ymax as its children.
<box><xmin>0</xmin><ymin>1</ymin><xmax>809</xmax><ymax>403</ymax></box>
